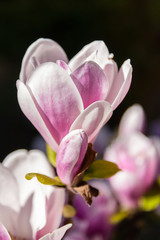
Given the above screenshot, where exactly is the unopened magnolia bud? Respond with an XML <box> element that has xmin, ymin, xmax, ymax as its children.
<box><xmin>57</xmin><ymin>129</ymin><xmax>88</xmax><ymax>185</ymax></box>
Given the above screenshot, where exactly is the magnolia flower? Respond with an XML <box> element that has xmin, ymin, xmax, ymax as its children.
<box><xmin>17</xmin><ymin>38</ymin><xmax>132</xmax><ymax>153</ymax></box>
<box><xmin>0</xmin><ymin>149</ymin><xmax>70</xmax><ymax>240</ymax></box>
<box><xmin>104</xmin><ymin>104</ymin><xmax>158</xmax><ymax>208</ymax></box>
<box><xmin>64</xmin><ymin>180</ymin><xmax>117</xmax><ymax>240</ymax></box>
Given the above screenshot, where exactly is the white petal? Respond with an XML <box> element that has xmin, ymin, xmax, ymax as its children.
<box><xmin>20</xmin><ymin>38</ymin><xmax>68</xmax><ymax>83</ymax></box>
<box><xmin>3</xmin><ymin>149</ymin><xmax>56</xmax><ymax>237</ymax></box>
<box><xmin>39</xmin><ymin>224</ymin><xmax>72</xmax><ymax>240</ymax></box>
<box><xmin>69</xmin><ymin>41</ymin><xmax>109</xmax><ymax>71</ymax></box>
<box><xmin>70</xmin><ymin>101</ymin><xmax>113</xmax><ymax>143</ymax></box>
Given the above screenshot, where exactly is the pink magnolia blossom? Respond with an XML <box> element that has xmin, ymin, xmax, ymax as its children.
<box><xmin>17</xmin><ymin>38</ymin><xmax>132</xmax><ymax>153</ymax></box>
<box><xmin>0</xmin><ymin>149</ymin><xmax>70</xmax><ymax>240</ymax></box>
<box><xmin>104</xmin><ymin>104</ymin><xmax>158</xmax><ymax>208</ymax></box>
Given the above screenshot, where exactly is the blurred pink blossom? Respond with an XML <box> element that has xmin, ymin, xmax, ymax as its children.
<box><xmin>104</xmin><ymin>104</ymin><xmax>158</xmax><ymax>208</ymax></box>
<box><xmin>0</xmin><ymin>149</ymin><xmax>70</xmax><ymax>239</ymax></box>
<box><xmin>64</xmin><ymin>180</ymin><xmax>117</xmax><ymax>240</ymax></box>
<box><xmin>17</xmin><ymin>38</ymin><xmax>132</xmax><ymax>152</ymax></box>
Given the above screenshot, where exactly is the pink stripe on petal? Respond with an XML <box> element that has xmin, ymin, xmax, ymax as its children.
<box><xmin>107</xmin><ymin>59</ymin><xmax>132</xmax><ymax>110</ymax></box>
<box><xmin>57</xmin><ymin>129</ymin><xmax>88</xmax><ymax>184</ymax></box>
<box><xmin>70</xmin><ymin>101</ymin><xmax>113</xmax><ymax>143</ymax></box>
<box><xmin>27</xmin><ymin>63</ymin><xmax>84</xmax><ymax>143</ymax></box>
<box><xmin>20</xmin><ymin>38</ymin><xmax>68</xmax><ymax>83</ymax></box>
<box><xmin>56</xmin><ymin>60</ymin><xmax>71</xmax><ymax>74</ymax></box>
<box><xmin>17</xmin><ymin>80</ymin><xmax>59</xmax><ymax>151</ymax></box>
<box><xmin>71</xmin><ymin>61</ymin><xmax>109</xmax><ymax>108</ymax></box>
<box><xmin>0</xmin><ymin>224</ymin><xmax>11</xmax><ymax>240</ymax></box>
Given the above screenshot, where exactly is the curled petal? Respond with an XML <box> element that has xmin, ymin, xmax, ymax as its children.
<box><xmin>118</xmin><ymin>104</ymin><xmax>146</xmax><ymax>136</ymax></box>
<box><xmin>39</xmin><ymin>224</ymin><xmax>72</xmax><ymax>240</ymax></box>
<box><xmin>71</xmin><ymin>61</ymin><xmax>109</xmax><ymax>108</ymax></box>
<box><xmin>0</xmin><ymin>224</ymin><xmax>11</xmax><ymax>240</ymax></box>
<box><xmin>70</xmin><ymin>101</ymin><xmax>113</xmax><ymax>143</ymax></box>
<box><xmin>106</xmin><ymin>59</ymin><xmax>132</xmax><ymax>110</ymax></box>
<box><xmin>20</xmin><ymin>38</ymin><xmax>68</xmax><ymax>83</ymax></box>
<box><xmin>17</xmin><ymin>80</ymin><xmax>59</xmax><ymax>151</ymax></box>
<box><xmin>27</xmin><ymin>62</ymin><xmax>84</xmax><ymax>144</ymax></box>
<box><xmin>57</xmin><ymin>129</ymin><xmax>88</xmax><ymax>185</ymax></box>
<box><xmin>69</xmin><ymin>41</ymin><xmax>109</xmax><ymax>71</ymax></box>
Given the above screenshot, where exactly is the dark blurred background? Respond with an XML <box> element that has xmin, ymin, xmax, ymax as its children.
<box><xmin>0</xmin><ymin>0</ymin><xmax>160</xmax><ymax>159</ymax></box>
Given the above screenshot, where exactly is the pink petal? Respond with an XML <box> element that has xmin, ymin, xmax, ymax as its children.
<box><xmin>69</xmin><ymin>41</ymin><xmax>109</xmax><ymax>71</ymax></box>
<box><xmin>27</xmin><ymin>62</ymin><xmax>84</xmax><ymax>144</ymax></box>
<box><xmin>106</xmin><ymin>59</ymin><xmax>132</xmax><ymax>110</ymax></box>
<box><xmin>0</xmin><ymin>224</ymin><xmax>11</xmax><ymax>240</ymax></box>
<box><xmin>17</xmin><ymin>80</ymin><xmax>59</xmax><ymax>151</ymax></box>
<box><xmin>71</xmin><ymin>61</ymin><xmax>109</xmax><ymax>108</ymax></box>
<box><xmin>37</xmin><ymin>188</ymin><xmax>65</xmax><ymax>238</ymax></box>
<box><xmin>20</xmin><ymin>38</ymin><xmax>68</xmax><ymax>83</ymax></box>
<box><xmin>70</xmin><ymin>101</ymin><xmax>113</xmax><ymax>143</ymax></box>
<box><xmin>57</xmin><ymin>129</ymin><xmax>88</xmax><ymax>184</ymax></box>
<box><xmin>39</xmin><ymin>224</ymin><xmax>72</xmax><ymax>240</ymax></box>
<box><xmin>118</xmin><ymin>104</ymin><xmax>146</xmax><ymax>136</ymax></box>
<box><xmin>110</xmin><ymin>171</ymin><xmax>141</xmax><ymax>208</ymax></box>
<box><xmin>106</xmin><ymin>132</ymin><xmax>158</xmax><ymax>208</ymax></box>
<box><xmin>151</xmin><ymin>136</ymin><xmax>160</xmax><ymax>176</ymax></box>
<box><xmin>128</xmin><ymin>133</ymin><xmax>158</xmax><ymax>188</ymax></box>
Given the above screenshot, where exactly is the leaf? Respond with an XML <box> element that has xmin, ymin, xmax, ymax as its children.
<box><xmin>46</xmin><ymin>144</ymin><xmax>57</xmax><ymax>167</ymax></box>
<box><xmin>139</xmin><ymin>194</ymin><xmax>160</xmax><ymax>211</ymax></box>
<box><xmin>25</xmin><ymin>172</ymin><xmax>65</xmax><ymax>186</ymax></box>
<box><xmin>83</xmin><ymin>160</ymin><xmax>120</xmax><ymax>181</ymax></box>
<box><xmin>109</xmin><ymin>210</ymin><xmax>130</xmax><ymax>224</ymax></box>
<box><xmin>139</xmin><ymin>182</ymin><xmax>160</xmax><ymax>211</ymax></box>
